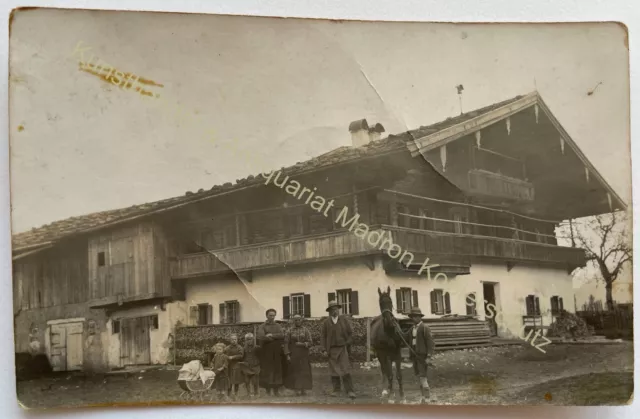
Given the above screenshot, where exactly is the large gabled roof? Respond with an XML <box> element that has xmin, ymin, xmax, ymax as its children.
<box><xmin>13</xmin><ymin>91</ymin><xmax>622</xmax><ymax>253</ymax></box>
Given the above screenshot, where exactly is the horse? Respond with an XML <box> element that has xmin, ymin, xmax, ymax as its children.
<box><xmin>370</xmin><ymin>286</ymin><xmax>405</xmax><ymax>401</ymax></box>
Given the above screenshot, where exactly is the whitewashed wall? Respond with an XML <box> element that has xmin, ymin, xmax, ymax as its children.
<box><xmin>183</xmin><ymin>256</ymin><xmax>575</xmax><ymax>339</ymax></box>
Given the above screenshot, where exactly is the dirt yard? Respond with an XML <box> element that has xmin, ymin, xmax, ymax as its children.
<box><xmin>16</xmin><ymin>342</ymin><xmax>634</xmax><ymax>409</ymax></box>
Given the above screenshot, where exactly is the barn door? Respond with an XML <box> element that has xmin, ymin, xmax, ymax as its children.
<box><xmin>49</xmin><ymin>324</ymin><xmax>67</xmax><ymax>372</ymax></box>
<box><xmin>121</xmin><ymin>317</ymin><xmax>151</xmax><ymax>366</ymax></box>
<box><xmin>65</xmin><ymin>322</ymin><xmax>84</xmax><ymax>371</ymax></box>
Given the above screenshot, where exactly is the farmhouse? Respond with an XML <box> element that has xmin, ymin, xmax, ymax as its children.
<box><xmin>12</xmin><ymin>91</ymin><xmax>624</xmax><ymax>372</ymax></box>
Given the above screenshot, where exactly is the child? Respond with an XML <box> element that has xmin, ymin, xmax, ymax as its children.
<box><xmin>224</xmin><ymin>334</ymin><xmax>245</xmax><ymax>400</ymax></box>
<box><xmin>210</xmin><ymin>342</ymin><xmax>229</xmax><ymax>401</ymax></box>
<box><xmin>240</xmin><ymin>332</ymin><xmax>261</xmax><ymax>398</ymax></box>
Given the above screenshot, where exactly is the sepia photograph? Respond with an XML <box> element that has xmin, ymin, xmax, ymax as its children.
<box><xmin>8</xmin><ymin>8</ymin><xmax>633</xmax><ymax>408</ymax></box>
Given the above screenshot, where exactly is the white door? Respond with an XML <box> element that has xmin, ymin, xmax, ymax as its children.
<box><xmin>48</xmin><ymin>321</ymin><xmax>84</xmax><ymax>371</ymax></box>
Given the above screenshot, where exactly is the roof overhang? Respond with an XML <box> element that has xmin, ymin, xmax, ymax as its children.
<box><xmin>406</xmin><ymin>91</ymin><xmax>626</xmax><ymax>214</ymax></box>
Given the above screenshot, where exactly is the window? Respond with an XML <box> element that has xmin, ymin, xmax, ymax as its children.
<box><xmin>330</xmin><ymin>289</ymin><xmax>359</xmax><ymax>315</ymax></box>
<box><xmin>98</xmin><ymin>251</ymin><xmax>106</xmax><ymax>267</ymax></box>
<box><xmin>283</xmin><ymin>293</ymin><xmax>311</xmax><ymax>319</ymax></box>
<box><xmin>196</xmin><ymin>303</ymin><xmax>213</xmax><ymax>325</ymax></box>
<box><xmin>219</xmin><ymin>300</ymin><xmax>240</xmax><ymax>324</ymax></box>
<box><xmin>150</xmin><ymin>315</ymin><xmax>159</xmax><ymax>330</ymax></box>
<box><xmin>550</xmin><ymin>296</ymin><xmax>564</xmax><ymax>316</ymax></box>
<box><xmin>525</xmin><ymin>295</ymin><xmax>541</xmax><ymax>316</ymax></box>
<box><xmin>430</xmin><ymin>289</ymin><xmax>452</xmax><ymax>315</ymax></box>
<box><xmin>112</xmin><ymin>319</ymin><xmax>120</xmax><ymax>334</ymax></box>
<box><xmin>395</xmin><ymin>287</ymin><xmax>417</xmax><ymax>314</ymax></box>
<box><xmin>466</xmin><ymin>293</ymin><xmax>477</xmax><ymax>316</ymax></box>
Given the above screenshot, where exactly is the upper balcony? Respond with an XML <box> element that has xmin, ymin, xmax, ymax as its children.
<box><xmin>169</xmin><ymin>189</ymin><xmax>586</xmax><ymax>279</ymax></box>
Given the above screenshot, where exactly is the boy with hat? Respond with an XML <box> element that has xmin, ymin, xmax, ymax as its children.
<box><xmin>320</xmin><ymin>300</ymin><xmax>356</xmax><ymax>399</ymax></box>
<box><xmin>403</xmin><ymin>307</ymin><xmax>435</xmax><ymax>404</ymax></box>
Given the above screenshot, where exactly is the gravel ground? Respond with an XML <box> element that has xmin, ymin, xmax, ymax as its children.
<box><xmin>16</xmin><ymin>342</ymin><xmax>633</xmax><ymax>409</ymax></box>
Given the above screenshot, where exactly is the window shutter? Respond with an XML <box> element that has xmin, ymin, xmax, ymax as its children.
<box><xmin>395</xmin><ymin>289</ymin><xmax>402</xmax><ymax>312</ymax></box>
<box><xmin>430</xmin><ymin>290</ymin><xmax>437</xmax><ymax>314</ymax></box>
<box><xmin>283</xmin><ymin>296</ymin><xmax>290</xmax><ymax>319</ymax></box>
<box><xmin>207</xmin><ymin>304</ymin><xmax>213</xmax><ymax>324</ymax></box>
<box><xmin>534</xmin><ymin>297</ymin><xmax>540</xmax><ymax>315</ymax></box>
<box><xmin>525</xmin><ymin>295</ymin><xmax>534</xmax><ymax>315</ymax></box>
<box><xmin>444</xmin><ymin>292</ymin><xmax>451</xmax><ymax>314</ymax></box>
<box><xmin>328</xmin><ymin>292</ymin><xmax>336</xmax><ymax>304</ymax></box>
<box><xmin>559</xmin><ymin>297</ymin><xmax>564</xmax><ymax>311</ymax></box>
<box><xmin>350</xmin><ymin>290</ymin><xmax>359</xmax><ymax>315</ymax></box>
<box><xmin>189</xmin><ymin>306</ymin><xmax>198</xmax><ymax>326</ymax></box>
<box><xmin>234</xmin><ymin>301</ymin><xmax>240</xmax><ymax>323</ymax></box>
<box><xmin>219</xmin><ymin>303</ymin><xmax>225</xmax><ymax>324</ymax></box>
<box><xmin>303</xmin><ymin>294</ymin><xmax>311</xmax><ymax>318</ymax></box>
<box><xmin>412</xmin><ymin>290</ymin><xmax>419</xmax><ymax>308</ymax></box>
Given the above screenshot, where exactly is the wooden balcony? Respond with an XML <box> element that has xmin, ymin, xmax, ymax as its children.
<box><xmin>385</xmin><ymin>226</ymin><xmax>586</xmax><ymax>270</ymax></box>
<box><xmin>170</xmin><ymin>230</ymin><xmax>381</xmax><ymax>279</ymax></box>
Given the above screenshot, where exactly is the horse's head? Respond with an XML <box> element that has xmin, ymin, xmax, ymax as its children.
<box><xmin>378</xmin><ymin>286</ymin><xmax>394</xmax><ymax>317</ymax></box>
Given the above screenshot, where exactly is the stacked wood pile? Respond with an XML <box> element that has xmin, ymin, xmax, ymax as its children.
<box><xmin>399</xmin><ymin>316</ymin><xmax>492</xmax><ymax>351</ymax></box>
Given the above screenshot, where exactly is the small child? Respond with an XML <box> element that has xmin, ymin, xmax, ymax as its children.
<box><xmin>241</xmin><ymin>333</ymin><xmax>261</xmax><ymax>398</ymax></box>
<box><xmin>210</xmin><ymin>342</ymin><xmax>229</xmax><ymax>401</ymax></box>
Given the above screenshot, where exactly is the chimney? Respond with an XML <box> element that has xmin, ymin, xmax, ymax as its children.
<box><xmin>348</xmin><ymin>119</ymin><xmax>385</xmax><ymax>147</ymax></box>
<box><xmin>368</xmin><ymin>122</ymin><xmax>385</xmax><ymax>142</ymax></box>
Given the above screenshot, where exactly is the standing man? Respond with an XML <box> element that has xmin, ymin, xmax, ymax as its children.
<box><xmin>320</xmin><ymin>300</ymin><xmax>356</xmax><ymax>399</ymax></box>
<box><xmin>403</xmin><ymin>307</ymin><xmax>435</xmax><ymax>404</ymax></box>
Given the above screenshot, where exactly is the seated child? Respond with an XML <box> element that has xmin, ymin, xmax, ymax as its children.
<box><xmin>210</xmin><ymin>342</ymin><xmax>229</xmax><ymax>401</ymax></box>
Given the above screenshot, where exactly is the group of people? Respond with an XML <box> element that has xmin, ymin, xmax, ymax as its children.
<box><xmin>207</xmin><ymin>300</ymin><xmax>435</xmax><ymax>403</ymax></box>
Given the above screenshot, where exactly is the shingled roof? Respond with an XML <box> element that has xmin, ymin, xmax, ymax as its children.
<box><xmin>12</xmin><ymin>93</ymin><xmax>528</xmax><ymax>252</ymax></box>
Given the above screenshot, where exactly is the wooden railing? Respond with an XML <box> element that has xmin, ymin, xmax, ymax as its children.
<box><xmin>385</xmin><ymin>226</ymin><xmax>586</xmax><ymax>269</ymax></box>
<box><xmin>170</xmin><ymin>229</ymin><xmax>381</xmax><ymax>279</ymax></box>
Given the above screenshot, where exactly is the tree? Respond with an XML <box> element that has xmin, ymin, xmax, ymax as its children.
<box><xmin>567</xmin><ymin>211</ymin><xmax>632</xmax><ymax>310</ymax></box>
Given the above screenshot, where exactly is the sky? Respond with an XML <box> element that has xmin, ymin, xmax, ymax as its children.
<box><xmin>9</xmin><ymin>10</ymin><xmax>631</xmax><ymax>303</ymax></box>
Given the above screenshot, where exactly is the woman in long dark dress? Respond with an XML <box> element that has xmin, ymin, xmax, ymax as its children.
<box><xmin>284</xmin><ymin>314</ymin><xmax>313</xmax><ymax>395</ymax></box>
<box><xmin>256</xmin><ymin>308</ymin><xmax>285</xmax><ymax>396</ymax></box>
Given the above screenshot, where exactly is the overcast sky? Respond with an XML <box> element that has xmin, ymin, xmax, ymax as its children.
<box><xmin>9</xmin><ymin>10</ymin><xmax>631</xmax><ymax>302</ymax></box>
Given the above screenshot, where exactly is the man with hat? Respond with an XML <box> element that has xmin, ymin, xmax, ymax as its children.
<box><xmin>320</xmin><ymin>300</ymin><xmax>356</xmax><ymax>399</ymax></box>
<box><xmin>403</xmin><ymin>306</ymin><xmax>435</xmax><ymax>404</ymax></box>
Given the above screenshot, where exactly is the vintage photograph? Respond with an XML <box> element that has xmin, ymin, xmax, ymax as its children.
<box><xmin>9</xmin><ymin>9</ymin><xmax>632</xmax><ymax>408</ymax></box>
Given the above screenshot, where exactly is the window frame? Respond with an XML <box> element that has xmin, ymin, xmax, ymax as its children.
<box><xmin>290</xmin><ymin>293</ymin><xmax>305</xmax><ymax>317</ymax></box>
<box><xmin>336</xmin><ymin>289</ymin><xmax>352</xmax><ymax>315</ymax></box>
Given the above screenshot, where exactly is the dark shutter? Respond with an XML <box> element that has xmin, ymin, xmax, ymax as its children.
<box><xmin>444</xmin><ymin>292</ymin><xmax>451</xmax><ymax>314</ymax></box>
<box><xmin>303</xmin><ymin>294</ymin><xmax>311</xmax><ymax>318</ymax></box>
<box><xmin>395</xmin><ymin>289</ymin><xmax>402</xmax><ymax>313</ymax></box>
<box><xmin>233</xmin><ymin>301</ymin><xmax>240</xmax><ymax>323</ymax></box>
<box><xmin>534</xmin><ymin>297</ymin><xmax>541</xmax><ymax>315</ymax></box>
<box><xmin>525</xmin><ymin>295</ymin><xmax>534</xmax><ymax>315</ymax></box>
<box><xmin>412</xmin><ymin>290</ymin><xmax>419</xmax><ymax>309</ymax></box>
<box><xmin>207</xmin><ymin>304</ymin><xmax>213</xmax><ymax>324</ymax></box>
<box><xmin>283</xmin><ymin>296</ymin><xmax>290</xmax><ymax>319</ymax></box>
<box><xmin>430</xmin><ymin>290</ymin><xmax>437</xmax><ymax>314</ymax></box>
<box><xmin>219</xmin><ymin>303</ymin><xmax>225</xmax><ymax>324</ymax></box>
<box><xmin>328</xmin><ymin>292</ymin><xmax>336</xmax><ymax>304</ymax></box>
<box><xmin>350</xmin><ymin>291</ymin><xmax>359</xmax><ymax>315</ymax></box>
<box><xmin>550</xmin><ymin>296</ymin><xmax>558</xmax><ymax>314</ymax></box>
<box><xmin>559</xmin><ymin>297</ymin><xmax>564</xmax><ymax>311</ymax></box>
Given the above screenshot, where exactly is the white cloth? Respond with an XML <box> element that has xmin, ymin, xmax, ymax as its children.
<box><xmin>331</xmin><ymin>316</ymin><xmax>339</xmax><ymax>324</ymax></box>
<box><xmin>412</xmin><ymin>325</ymin><xmax>418</xmax><ymax>347</ymax></box>
<box><xmin>178</xmin><ymin>360</ymin><xmax>216</xmax><ymax>385</ymax></box>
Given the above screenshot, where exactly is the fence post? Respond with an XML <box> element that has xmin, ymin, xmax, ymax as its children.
<box><xmin>366</xmin><ymin>317</ymin><xmax>371</xmax><ymax>362</ymax></box>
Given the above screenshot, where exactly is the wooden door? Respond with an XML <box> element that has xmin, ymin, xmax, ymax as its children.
<box><xmin>65</xmin><ymin>322</ymin><xmax>84</xmax><ymax>371</ymax></box>
<box><xmin>121</xmin><ymin>317</ymin><xmax>151</xmax><ymax>366</ymax></box>
<box><xmin>49</xmin><ymin>324</ymin><xmax>67</xmax><ymax>372</ymax></box>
